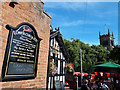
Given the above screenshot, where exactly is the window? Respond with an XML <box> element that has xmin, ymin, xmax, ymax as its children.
<box><xmin>55</xmin><ymin>59</ymin><xmax>58</xmax><ymax>67</ymax></box>
<box><xmin>60</xmin><ymin>61</ymin><xmax>63</xmax><ymax>74</ymax></box>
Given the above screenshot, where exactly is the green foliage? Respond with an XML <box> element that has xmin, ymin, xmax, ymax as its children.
<box><xmin>109</xmin><ymin>45</ymin><xmax>120</xmax><ymax>64</ymax></box>
<box><xmin>64</xmin><ymin>38</ymin><xmax>110</xmax><ymax>73</ymax></box>
<box><xmin>65</xmin><ymin>63</ymin><xmax>74</xmax><ymax>72</ymax></box>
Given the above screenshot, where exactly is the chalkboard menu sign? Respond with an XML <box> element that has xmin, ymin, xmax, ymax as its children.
<box><xmin>2</xmin><ymin>22</ymin><xmax>42</xmax><ymax>81</ymax></box>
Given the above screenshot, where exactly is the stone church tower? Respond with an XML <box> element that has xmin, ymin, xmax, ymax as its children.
<box><xmin>99</xmin><ymin>29</ymin><xmax>114</xmax><ymax>51</ymax></box>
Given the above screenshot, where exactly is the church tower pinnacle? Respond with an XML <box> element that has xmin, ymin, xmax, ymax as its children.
<box><xmin>99</xmin><ymin>29</ymin><xmax>114</xmax><ymax>51</ymax></box>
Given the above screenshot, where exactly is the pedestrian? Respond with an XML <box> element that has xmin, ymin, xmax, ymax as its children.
<box><xmin>98</xmin><ymin>82</ymin><xmax>110</xmax><ymax>90</ymax></box>
<box><xmin>92</xmin><ymin>81</ymin><xmax>99</xmax><ymax>90</ymax></box>
<box><xmin>81</xmin><ymin>80</ymin><xmax>90</xmax><ymax>90</ymax></box>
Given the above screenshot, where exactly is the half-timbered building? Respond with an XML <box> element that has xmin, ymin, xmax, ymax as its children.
<box><xmin>47</xmin><ymin>27</ymin><xmax>69</xmax><ymax>89</ymax></box>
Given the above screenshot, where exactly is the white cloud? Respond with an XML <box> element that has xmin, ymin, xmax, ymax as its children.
<box><xmin>44</xmin><ymin>2</ymin><xmax>118</xmax><ymax>19</ymax></box>
<box><xmin>60</xmin><ymin>19</ymin><xmax>111</xmax><ymax>26</ymax></box>
<box><xmin>44</xmin><ymin>2</ymin><xmax>86</xmax><ymax>11</ymax></box>
<box><xmin>93</xmin><ymin>8</ymin><xmax>118</xmax><ymax>18</ymax></box>
<box><xmin>61</xmin><ymin>20</ymin><xmax>84</xmax><ymax>26</ymax></box>
<box><xmin>43</xmin><ymin>0</ymin><xmax>119</xmax><ymax>2</ymax></box>
<box><xmin>83</xmin><ymin>40</ymin><xmax>99</xmax><ymax>46</ymax></box>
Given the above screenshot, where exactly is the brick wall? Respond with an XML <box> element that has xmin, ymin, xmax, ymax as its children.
<box><xmin>0</xmin><ymin>1</ymin><xmax>51</xmax><ymax>88</ymax></box>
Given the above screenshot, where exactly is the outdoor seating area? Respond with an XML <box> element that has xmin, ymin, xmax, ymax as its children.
<box><xmin>64</xmin><ymin>62</ymin><xmax>120</xmax><ymax>90</ymax></box>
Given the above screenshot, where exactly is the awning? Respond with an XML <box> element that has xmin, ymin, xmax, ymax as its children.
<box><xmin>93</xmin><ymin>62</ymin><xmax>120</xmax><ymax>68</ymax></box>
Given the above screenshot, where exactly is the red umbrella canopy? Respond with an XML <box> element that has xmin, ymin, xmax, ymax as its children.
<box><xmin>106</xmin><ymin>73</ymin><xmax>110</xmax><ymax>77</ymax></box>
<box><xmin>83</xmin><ymin>73</ymin><xmax>88</xmax><ymax>76</ymax></box>
<box><xmin>74</xmin><ymin>72</ymin><xmax>88</xmax><ymax>76</ymax></box>
<box><xmin>74</xmin><ymin>72</ymin><xmax>81</xmax><ymax>75</ymax></box>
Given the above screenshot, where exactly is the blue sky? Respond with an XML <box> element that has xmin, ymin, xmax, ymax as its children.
<box><xmin>44</xmin><ymin>2</ymin><xmax>118</xmax><ymax>46</ymax></box>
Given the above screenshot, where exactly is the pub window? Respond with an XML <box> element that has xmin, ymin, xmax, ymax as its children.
<box><xmin>55</xmin><ymin>43</ymin><xmax>56</xmax><ymax>47</ymax></box>
<box><xmin>63</xmin><ymin>61</ymin><xmax>65</xmax><ymax>74</ymax></box>
<box><xmin>54</xmin><ymin>54</ymin><xmax>58</xmax><ymax>67</ymax></box>
<box><xmin>60</xmin><ymin>54</ymin><xmax>61</xmax><ymax>59</ymax></box>
<box><xmin>51</xmin><ymin>39</ymin><xmax>53</xmax><ymax>46</ymax></box>
<box><xmin>55</xmin><ymin>59</ymin><xmax>58</xmax><ymax>67</ymax></box>
<box><xmin>111</xmin><ymin>41</ymin><xmax>114</xmax><ymax>46</ymax></box>
<box><xmin>52</xmin><ymin>38</ymin><xmax>54</xmax><ymax>46</ymax></box>
<box><xmin>60</xmin><ymin>61</ymin><xmax>63</xmax><ymax>74</ymax></box>
<box><xmin>53</xmin><ymin>53</ymin><xmax>55</xmax><ymax>60</ymax></box>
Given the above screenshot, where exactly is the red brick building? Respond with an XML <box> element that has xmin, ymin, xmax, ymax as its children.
<box><xmin>0</xmin><ymin>1</ymin><xmax>51</xmax><ymax>88</ymax></box>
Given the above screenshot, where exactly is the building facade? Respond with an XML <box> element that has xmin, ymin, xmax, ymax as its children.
<box><xmin>47</xmin><ymin>27</ymin><xmax>69</xmax><ymax>89</ymax></box>
<box><xmin>0</xmin><ymin>1</ymin><xmax>51</xmax><ymax>88</ymax></box>
<box><xmin>99</xmin><ymin>29</ymin><xmax>114</xmax><ymax>51</ymax></box>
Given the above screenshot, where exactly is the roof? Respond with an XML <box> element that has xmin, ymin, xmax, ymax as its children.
<box><xmin>50</xmin><ymin>30</ymin><xmax>70</xmax><ymax>61</ymax></box>
<box><xmin>93</xmin><ymin>62</ymin><xmax>120</xmax><ymax>68</ymax></box>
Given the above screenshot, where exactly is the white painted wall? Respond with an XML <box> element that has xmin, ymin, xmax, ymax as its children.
<box><xmin>58</xmin><ymin>60</ymin><xmax>60</xmax><ymax>74</ymax></box>
<box><xmin>60</xmin><ymin>76</ymin><xmax>63</xmax><ymax>81</ymax></box>
<box><xmin>53</xmin><ymin>38</ymin><xmax>55</xmax><ymax>47</ymax></box>
<box><xmin>51</xmin><ymin>77</ymin><xmax>53</xmax><ymax>89</ymax></box>
<box><xmin>63</xmin><ymin>61</ymin><xmax>65</xmax><ymax>74</ymax></box>
<box><xmin>63</xmin><ymin>76</ymin><xmax>65</xmax><ymax>84</ymax></box>
<box><xmin>50</xmin><ymin>51</ymin><xmax>53</xmax><ymax>56</ymax></box>
<box><xmin>48</xmin><ymin>77</ymin><xmax>51</xmax><ymax>89</ymax></box>
<box><xmin>58</xmin><ymin>54</ymin><xmax>60</xmax><ymax>58</ymax></box>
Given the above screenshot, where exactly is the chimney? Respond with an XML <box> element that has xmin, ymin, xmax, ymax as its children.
<box><xmin>108</xmin><ymin>29</ymin><xmax>110</xmax><ymax>36</ymax></box>
<box><xmin>99</xmin><ymin>32</ymin><xmax>101</xmax><ymax>37</ymax></box>
<box><xmin>112</xmin><ymin>32</ymin><xmax>114</xmax><ymax>36</ymax></box>
<box><xmin>55</xmin><ymin>27</ymin><xmax>60</xmax><ymax>31</ymax></box>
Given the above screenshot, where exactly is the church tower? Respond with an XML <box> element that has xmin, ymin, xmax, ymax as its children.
<box><xmin>99</xmin><ymin>29</ymin><xmax>114</xmax><ymax>51</ymax></box>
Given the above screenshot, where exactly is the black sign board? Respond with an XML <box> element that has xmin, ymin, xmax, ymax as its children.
<box><xmin>2</xmin><ymin>22</ymin><xmax>42</xmax><ymax>81</ymax></box>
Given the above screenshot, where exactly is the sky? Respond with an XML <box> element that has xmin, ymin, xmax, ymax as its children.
<box><xmin>44</xmin><ymin>2</ymin><xmax>118</xmax><ymax>46</ymax></box>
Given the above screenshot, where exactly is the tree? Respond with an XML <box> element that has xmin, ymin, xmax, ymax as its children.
<box><xmin>109</xmin><ymin>45</ymin><xmax>120</xmax><ymax>64</ymax></box>
<box><xmin>64</xmin><ymin>38</ymin><xmax>110</xmax><ymax>73</ymax></box>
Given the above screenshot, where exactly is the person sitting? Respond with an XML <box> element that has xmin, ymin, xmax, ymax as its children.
<box><xmin>98</xmin><ymin>82</ymin><xmax>110</xmax><ymax>90</ymax></box>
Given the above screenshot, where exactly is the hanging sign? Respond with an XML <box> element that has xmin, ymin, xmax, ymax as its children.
<box><xmin>2</xmin><ymin>22</ymin><xmax>42</xmax><ymax>81</ymax></box>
